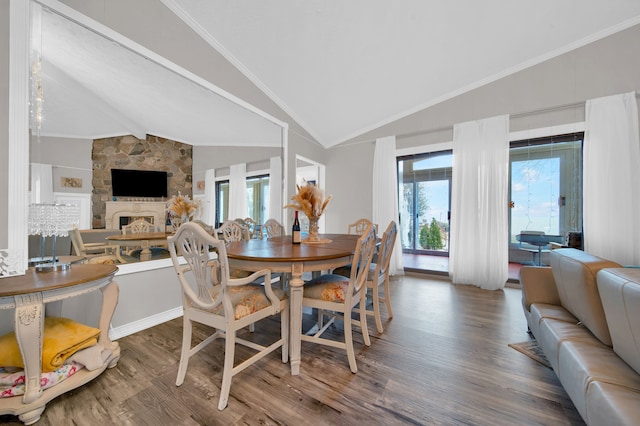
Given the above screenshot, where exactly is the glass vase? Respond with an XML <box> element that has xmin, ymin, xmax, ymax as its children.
<box><xmin>307</xmin><ymin>216</ymin><xmax>320</xmax><ymax>242</ymax></box>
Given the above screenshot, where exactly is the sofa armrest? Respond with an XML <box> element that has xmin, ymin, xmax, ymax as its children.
<box><xmin>520</xmin><ymin>266</ymin><xmax>560</xmax><ymax>311</ymax></box>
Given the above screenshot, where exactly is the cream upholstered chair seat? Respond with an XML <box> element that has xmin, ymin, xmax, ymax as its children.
<box><xmin>167</xmin><ymin>222</ymin><xmax>288</xmax><ymax>410</ymax></box>
<box><xmin>301</xmin><ymin>224</ymin><xmax>377</xmax><ymax>373</ymax></box>
<box><xmin>333</xmin><ymin>221</ymin><xmax>397</xmax><ymax>333</ymax></box>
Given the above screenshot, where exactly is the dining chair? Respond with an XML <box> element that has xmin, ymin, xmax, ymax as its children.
<box><xmin>348</xmin><ymin>218</ymin><xmax>378</xmax><ymax>236</ymax></box>
<box><xmin>334</xmin><ymin>220</ymin><xmax>397</xmax><ymax>333</ymax></box>
<box><xmin>121</xmin><ymin>219</ymin><xmax>166</xmax><ymax>256</ymax></box>
<box><xmin>241</xmin><ymin>217</ymin><xmax>263</xmax><ymax>239</ymax></box>
<box><xmin>121</xmin><ymin>218</ymin><xmax>161</xmax><ymax>234</ymax></box>
<box><xmin>301</xmin><ymin>224</ymin><xmax>377</xmax><ymax>373</ymax></box>
<box><xmin>219</xmin><ymin>220</ymin><xmax>251</xmax><ymax>243</ymax></box>
<box><xmin>191</xmin><ymin>219</ymin><xmax>215</xmax><ymax>235</ymax></box>
<box><xmin>69</xmin><ymin>225</ymin><xmax>121</xmax><ymax>261</ymax></box>
<box><xmin>263</xmin><ymin>218</ymin><xmax>285</xmax><ymax>238</ymax></box>
<box><xmin>167</xmin><ymin>222</ymin><xmax>289</xmax><ymax>410</ymax></box>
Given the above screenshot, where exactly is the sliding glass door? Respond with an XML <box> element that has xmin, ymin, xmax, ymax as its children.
<box><xmin>398</xmin><ymin>151</ymin><xmax>452</xmax><ymax>255</ymax></box>
<box><xmin>509</xmin><ymin>133</ymin><xmax>583</xmax><ymax>255</ymax></box>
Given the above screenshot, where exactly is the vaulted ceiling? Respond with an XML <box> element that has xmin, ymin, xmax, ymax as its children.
<box><xmin>164</xmin><ymin>0</ymin><xmax>640</xmax><ymax>148</ymax></box>
<box><xmin>38</xmin><ymin>1</ymin><xmax>640</xmax><ymax>148</ymax></box>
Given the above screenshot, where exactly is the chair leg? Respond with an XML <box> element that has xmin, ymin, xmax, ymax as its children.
<box><xmin>383</xmin><ymin>276</ymin><xmax>393</xmax><ymax>319</ymax></box>
<box><xmin>175</xmin><ymin>318</ymin><xmax>192</xmax><ymax>386</ymax></box>
<box><xmin>281</xmin><ymin>305</ymin><xmax>289</xmax><ymax>363</ymax></box>
<box><xmin>359</xmin><ymin>299</ymin><xmax>371</xmax><ymax>347</ymax></box>
<box><xmin>343</xmin><ymin>315</ymin><xmax>358</xmax><ymax>373</ymax></box>
<box><xmin>218</xmin><ymin>329</ymin><xmax>236</xmax><ymax>410</ymax></box>
<box><xmin>371</xmin><ymin>284</ymin><xmax>384</xmax><ymax>334</ymax></box>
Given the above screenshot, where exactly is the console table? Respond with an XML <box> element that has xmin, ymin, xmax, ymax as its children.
<box><xmin>0</xmin><ymin>265</ymin><xmax>120</xmax><ymax>425</ymax></box>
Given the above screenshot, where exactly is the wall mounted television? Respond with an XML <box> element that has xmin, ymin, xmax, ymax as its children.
<box><xmin>111</xmin><ymin>168</ymin><xmax>168</xmax><ymax>198</ymax></box>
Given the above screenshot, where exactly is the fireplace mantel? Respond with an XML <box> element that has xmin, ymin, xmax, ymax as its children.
<box><xmin>105</xmin><ymin>201</ymin><xmax>166</xmax><ymax>230</ymax></box>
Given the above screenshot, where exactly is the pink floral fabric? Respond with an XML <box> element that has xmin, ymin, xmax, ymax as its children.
<box><xmin>0</xmin><ymin>363</ymin><xmax>82</xmax><ymax>398</ymax></box>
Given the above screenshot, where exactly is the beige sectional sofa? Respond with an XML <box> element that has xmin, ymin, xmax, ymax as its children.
<box><xmin>520</xmin><ymin>248</ymin><xmax>640</xmax><ymax>425</ymax></box>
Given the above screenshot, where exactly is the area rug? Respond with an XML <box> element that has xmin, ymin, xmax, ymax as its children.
<box><xmin>508</xmin><ymin>339</ymin><xmax>552</xmax><ymax>369</ymax></box>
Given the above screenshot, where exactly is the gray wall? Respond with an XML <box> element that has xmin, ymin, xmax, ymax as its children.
<box><xmin>192</xmin><ymin>145</ymin><xmax>281</xmax><ymax>196</ymax></box>
<box><xmin>325</xmin><ymin>23</ymin><xmax>640</xmax><ymax>234</ymax></box>
<box><xmin>30</xmin><ymin>135</ymin><xmax>93</xmax><ymax>194</ymax></box>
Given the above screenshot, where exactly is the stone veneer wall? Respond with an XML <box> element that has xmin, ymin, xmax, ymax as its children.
<box><xmin>92</xmin><ymin>134</ymin><xmax>192</xmax><ymax>228</ymax></box>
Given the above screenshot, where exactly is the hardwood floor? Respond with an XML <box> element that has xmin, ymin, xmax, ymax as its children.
<box><xmin>402</xmin><ymin>253</ymin><xmax>524</xmax><ymax>283</ymax></box>
<box><xmin>1</xmin><ymin>275</ymin><xmax>584</xmax><ymax>425</ymax></box>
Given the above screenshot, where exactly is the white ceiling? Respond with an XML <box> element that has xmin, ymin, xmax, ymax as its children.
<box><xmin>38</xmin><ymin>1</ymin><xmax>640</xmax><ymax>149</ymax></box>
<box><xmin>165</xmin><ymin>0</ymin><xmax>640</xmax><ymax>147</ymax></box>
<box><xmin>38</xmin><ymin>7</ymin><xmax>284</xmax><ymax>147</ymax></box>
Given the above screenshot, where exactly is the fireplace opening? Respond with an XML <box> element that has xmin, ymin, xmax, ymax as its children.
<box><xmin>119</xmin><ymin>216</ymin><xmax>155</xmax><ymax>230</ymax></box>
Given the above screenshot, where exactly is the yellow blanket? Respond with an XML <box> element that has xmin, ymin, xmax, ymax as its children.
<box><xmin>0</xmin><ymin>317</ymin><xmax>100</xmax><ymax>373</ymax></box>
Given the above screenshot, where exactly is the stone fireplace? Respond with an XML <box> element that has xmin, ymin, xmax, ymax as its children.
<box><xmin>92</xmin><ymin>134</ymin><xmax>192</xmax><ymax>228</ymax></box>
<box><xmin>105</xmin><ymin>201</ymin><xmax>167</xmax><ymax>230</ymax></box>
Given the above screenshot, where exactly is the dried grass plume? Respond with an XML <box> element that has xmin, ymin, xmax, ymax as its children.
<box><xmin>166</xmin><ymin>192</ymin><xmax>200</xmax><ymax>219</ymax></box>
<box><xmin>284</xmin><ymin>183</ymin><xmax>331</xmax><ymax>218</ymax></box>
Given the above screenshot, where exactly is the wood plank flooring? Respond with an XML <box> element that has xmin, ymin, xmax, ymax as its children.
<box><xmin>1</xmin><ymin>274</ymin><xmax>584</xmax><ymax>425</ymax></box>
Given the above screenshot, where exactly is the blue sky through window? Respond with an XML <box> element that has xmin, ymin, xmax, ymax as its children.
<box><xmin>511</xmin><ymin>157</ymin><xmax>560</xmax><ymax>240</ymax></box>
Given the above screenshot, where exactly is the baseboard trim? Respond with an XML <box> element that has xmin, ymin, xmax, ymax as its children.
<box><xmin>109</xmin><ymin>307</ymin><xmax>183</xmax><ymax>341</ymax></box>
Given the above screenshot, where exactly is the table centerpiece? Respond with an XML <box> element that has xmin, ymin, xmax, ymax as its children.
<box><xmin>284</xmin><ymin>183</ymin><xmax>331</xmax><ymax>243</ymax></box>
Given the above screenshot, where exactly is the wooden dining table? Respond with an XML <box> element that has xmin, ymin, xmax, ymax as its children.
<box><xmin>226</xmin><ymin>234</ymin><xmax>360</xmax><ymax>375</ymax></box>
<box><xmin>106</xmin><ymin>231</ymin><xmax>169</xmax><ymax>262</ymax></box>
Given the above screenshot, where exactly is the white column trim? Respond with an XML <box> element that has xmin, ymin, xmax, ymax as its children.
<box><xmin>4</xmin><ymin>0</ymin><xmax>31</xmax><ymax>276</ymax></box>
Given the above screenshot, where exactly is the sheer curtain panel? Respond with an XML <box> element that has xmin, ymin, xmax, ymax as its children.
<box><xmin>203</xmin><ymin>169</ymin><xmax>216</xmax><ymax>226</ymax></box>
<box><xmin>450</xmin><ymin>115</ymin><xmax>509</xmax><ymax>290</ymax></box>
<box><xmin>229</xmin><ymin>163</ymin><xmax>247</xmax><ymax>220</ymax></box>
<box><xmin>584</xmin><ymin>92</ymin><xmax>640</xmax><ymax>266</ymax></box>
<box><xmin>373</xmin><ymin>136</ymin><xmax>404</xmax><ymax>275</ymax></box>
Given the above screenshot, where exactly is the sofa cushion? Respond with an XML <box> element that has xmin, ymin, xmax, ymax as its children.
<box><xmin>585</xmin><ymin>381</ymin><xmax>640</xmax><ymax>426</ymax></box>
<box><xmin>550</xmin><ymin>248</ymin><xmax>621</xmax><ymax>346</ymax></box>
<box><xmin>537</xmin><ymin>317</ymin><xmax>596</xmax><ymax>372</ymax></box>
<box><xmin>529</xmin><ymin>303</ymin><xmax>578</xmax><ymax>340</ymax></box>
<box><xmin>558</xmin><ymin>340</ymin><xmax>640</xmax><ymax>420</ymax></box>
<box><xmin>597</xmin><ymin>268</ymin><xmax>640</xmax><ymax>375</ymax></box>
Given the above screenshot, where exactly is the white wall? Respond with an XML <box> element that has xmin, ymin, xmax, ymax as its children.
<box><xmin>326</xmin><ymin>23</ymin><xmax>640</xmax><ymax>233</ymax></box>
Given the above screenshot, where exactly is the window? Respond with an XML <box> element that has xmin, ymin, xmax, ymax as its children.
<box><xmin>246</xmin><ymin>174</ymin><xmax>269</xmax><ymax>225</ymax></box>
<box><xmin>214</xmin><ymin>174</ymin><xmax>270</xmax><ymax>227</ymax></box>
<box><xmin>215</xmin><ymin>180</ymin><xmax>229</xmax><ymax>228</ymax></box>
<box><xmin>397</xmin><ymin>150</ymin><xmax>452</xmax><ymax>255</ymax></box>
<box><xmin>509</xmin><ymin>133</ymin><xmax>583</xmax><ymax>249</ymax></box>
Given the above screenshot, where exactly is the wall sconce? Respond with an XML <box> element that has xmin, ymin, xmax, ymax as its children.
<box><xmin>28</xmin><ymin>203</ymin><xmax>80</xmax><ymax>272</ymax></box>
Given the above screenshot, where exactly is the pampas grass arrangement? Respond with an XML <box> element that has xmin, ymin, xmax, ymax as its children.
<box><xmin>284</xmin><ymin>183</ymin><xmax>331</xmax><ymax>218</ymax></box>
<box><xmin>166</xmin><ymin>192</ymin><xmax>200</xmax><ymax>221</ymax></box>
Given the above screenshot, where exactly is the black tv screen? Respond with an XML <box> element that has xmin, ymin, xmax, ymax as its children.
<box><xmin>111</xmin><ymin>169</ymin><xmax>168</xmax><ymax>198</ymax></box>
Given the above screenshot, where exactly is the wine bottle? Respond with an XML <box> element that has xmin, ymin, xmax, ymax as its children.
<box><xmin>292</xmin><ymin>211</ymin><xmax>301</xmax><ymax>244</ymax></box>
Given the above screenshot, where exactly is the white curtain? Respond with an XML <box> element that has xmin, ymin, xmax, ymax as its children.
<box><xmin>30</xmin><ymin>163</ymin><xmax>53</xmax><ymax>203</ymax></box>
<box><xmin>450</xmin><ymin>115</ymin><xmax>509</xmax><ymax>290</ymax></box>
<box><xmin>229</xmin><ymin>163</ymin><xmax>247</xmax><ymax>220</ymax></box>
<box><xmin>268</xmin><ymin>156</ymin><xmax>283</xmax><ymax>223</ymax></box>
<box><xmin>584</xmin><ymin>92</ymin><xmax>640</xmax><ymax>265</ymax></box>
<box><xmin>372</xmin><ymin>136</ymin><xmax>404</xmax><ymax>275</ymax></box>
<box><xmin>203</xmin><ymin>168</ymin><xmax>216</xmax><ymax>225</ymax></box>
